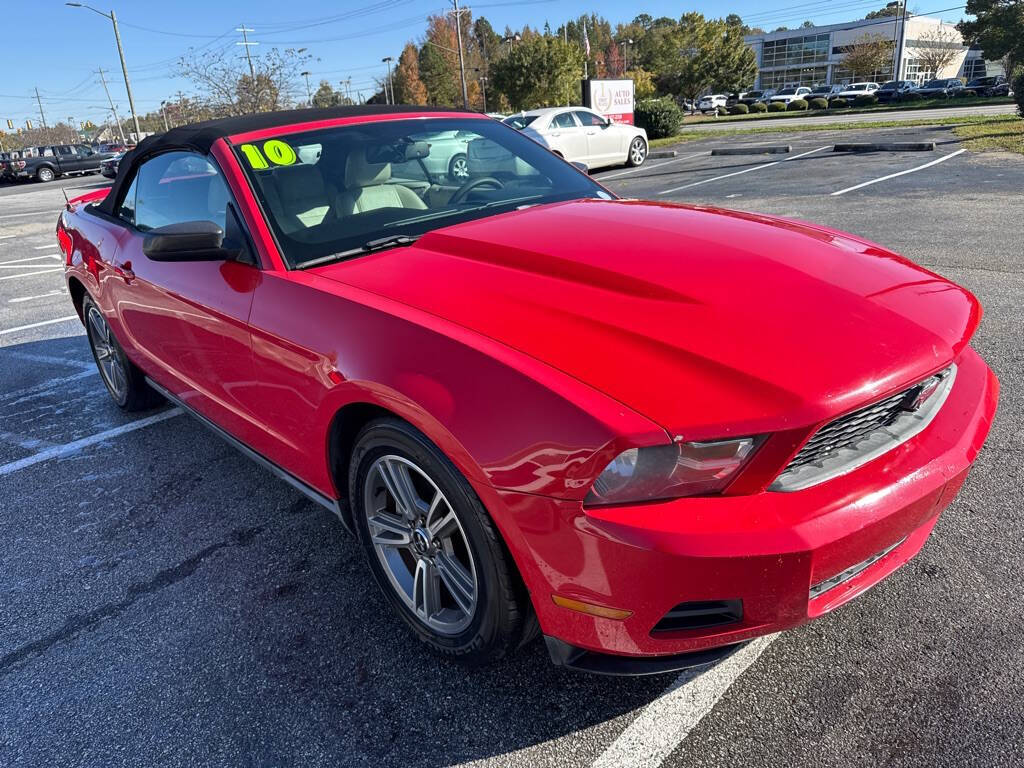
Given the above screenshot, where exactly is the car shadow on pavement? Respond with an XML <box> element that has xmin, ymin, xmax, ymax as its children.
<box><xmin>0</xmin><ymin>335</ymin><xmax>676</xmax><ymax>767</ymax></box>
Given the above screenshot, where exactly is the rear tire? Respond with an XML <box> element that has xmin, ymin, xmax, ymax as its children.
<box><xmin>349</xmin><ymin>417</ymin><xmax>532</xmax><ymax>666</ymax></box>
<box><xmin>82</xmin><ymin>294</ymin><xmax>163</xmax><ymax>411</ymax></box>
<box><xmin>448</xmin><ymin>153</ymin><xmax>469</xmax><ymax>182</ymax></box>
<box><xmin>627</xmin><ymin>137</ymin><xmax>648</xmax><ymax>167</ymax></box>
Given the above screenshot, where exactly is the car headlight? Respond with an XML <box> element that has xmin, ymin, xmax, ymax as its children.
<box><xmin>584</xmin><ymin>437</ymin><xmax>761</xmax><ymax>507</ymax></box>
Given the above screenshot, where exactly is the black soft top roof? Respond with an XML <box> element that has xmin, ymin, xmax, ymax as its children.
<box><xmin>95</xmin><ymin>105</ymin><xmax>471</xmax><ymax>216</ymax></box>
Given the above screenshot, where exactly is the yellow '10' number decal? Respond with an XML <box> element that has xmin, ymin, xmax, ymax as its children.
<box><xmin>239</xmin><ymin>140</ymin><xmax>296</xmax><ymax>169</ymax></box>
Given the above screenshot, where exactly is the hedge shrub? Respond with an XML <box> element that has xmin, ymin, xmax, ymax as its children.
<box><xmin>750</xmin><ymin>101</ymin><xmax>768</xmax><ymax>112</ymax></box>
<box><xmin>787</xmin><ymin>99</ymin><xmax>808</xmax><ymax>111</ymax></box>
<box><xmin>728</xmin><ymin>103</ymin><xmax>750</xmax><ymax>115</ymax></box>
<box><xmin>829</xmin><ymin>98</ymin><xmax>848</xmax><ymax>108</ymax></box>
<box><xmin>634</xmin><ymin>98</ymin><xmax>684</xmax><ymax>139</ymax></box>
<box><xmin>808</xmin><ymin>97</ymin><xmax>829</xmax><ymax>110</ymax></box>
<box><xmin>767</xmin><ymin>101</ymin><xmax>788</xmax><ymax>112</ymax></box>
<box><xmin>716</xmin><ymin>106</ymin><xmax>730</xmax><ymax>116</ymax></box>
<box><xmin>853</xmin><ymin>93</ymin><xmax>879</xmax><ymax>107</ymax></box>
<box><xmin>1013</xmin><ymin>66</ymin><xmax>1024</xmax><ymax>118</ymax></box>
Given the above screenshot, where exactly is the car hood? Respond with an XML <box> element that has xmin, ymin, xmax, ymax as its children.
<box><xmin>312</xmin><ymin>199</ymin><xmax>979</xmax><ymax>435</ymax></box>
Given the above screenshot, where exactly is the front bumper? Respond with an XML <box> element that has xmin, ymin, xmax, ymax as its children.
<box><xmin>496</xmin><ymin>347</ymin><xmax>997</xmax><ymax>667</ymax></box>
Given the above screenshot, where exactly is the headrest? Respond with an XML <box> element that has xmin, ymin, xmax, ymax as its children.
<box><xmin>345</xmin><ymin>148</ymin><xmax>391</xmax><ymax>187</ymax></box>
<box><xmin>276</xmin><ymin>164</ymin><xmax>326</xmax><ymax>199</ymax></box>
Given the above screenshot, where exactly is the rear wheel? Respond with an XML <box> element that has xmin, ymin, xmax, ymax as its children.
<box><xmin>83</xmin><ymin>294</ymin><xmax>162</xmax><ymax>411</ymax></box>
<box><xmin>349</xmin><ymin>418</ymin><xmax>532</xmax><ymax>665</ymax></box>
<box><xmin>448</xmin><ymin>153</ymin><xmax>469</xmax><ymax>182</ymax></box>
<box><xmin>627</xmin><ymin>136</ymin><xmax>648</xmax><ymax>167</ymax></box>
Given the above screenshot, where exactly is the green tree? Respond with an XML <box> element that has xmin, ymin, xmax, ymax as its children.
<box><xmin>648</xmin><ymin>14</ymin><xmax>756</xmax><ymax>103</ymax></box>
<box><xmin>311</xmin><ymin>80</ymin><xmax>345</xmax><ymax>108</ymax></box>
<box><xmin>625</xmin><ymin>67</ymin><xmax>657</xmax><ymax>99</ymax></box>
<box><xmin>958</xmin><ymin>0</ymin><xmax>1024</xmax><ymax>71</ymax></box>
<box><xmin>865</xmin><ymin>4</ymin><xmax>901</xmax><ymax>19</ymax></box>
<box><xmin>490</xmin><ymin>36</ymin><xmax>583</xmax><ymax>110</ymax></box>
<box><xmin>840</xmin><ymin>32</ymin><xmax>893</xmax><ymax>79</ymax></box>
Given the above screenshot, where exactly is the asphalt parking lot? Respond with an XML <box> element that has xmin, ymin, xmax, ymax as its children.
<box><xmin>1</xmin><ymin>121</ymin><xmax>1023</xmax><ymax>767</ymax></box>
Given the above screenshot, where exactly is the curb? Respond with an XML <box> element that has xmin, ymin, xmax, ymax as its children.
<box><xmin>711</xmin><ymin>145</ymin><xmax>791</xmax><ymax>155</ymax></box>
<box><xmin>833</xmin><ymin>142</ymin><xmax>936</xmax><ymax>152</ymax></box>
<box><xmin>649</xmin><ymin>150</ymin><xmax>678</xmax><ymax>158</ymax></box>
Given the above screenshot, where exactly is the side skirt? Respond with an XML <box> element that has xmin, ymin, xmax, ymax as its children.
<box><xmin>145</xmin><ymin>377</ymin><xmax>353</xmax><ymax>535</ymax></box>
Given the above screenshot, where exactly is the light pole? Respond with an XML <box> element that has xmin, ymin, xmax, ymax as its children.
<box><xmin>301</xmin><ymin>71</ymin><xmax>313</xmax><ymax>104</ymax></box>
<box><xmin>66</xmin><ymin>3</ymin><xmax>141</xmax><ymax>142</ymax></box>
<box><xmin>159</xmin><ymin>100</ymin><xmax>170</xmax><ymax>131</ymax></box>
<box><xmin>382</xmin><ymin>56</ymin><xmax>394</xmax><ymax>104</ymax></box>
<box><xmin>620</xmin><ymin>38</ymin><xmax>633</xmax><ymax>74</ymax></box>
<box><xmin>473</xmin><ymin>68</ymin><xmax>488</xmax><ymax>112</ymax></box>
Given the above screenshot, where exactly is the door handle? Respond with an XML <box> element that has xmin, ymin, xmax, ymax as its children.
<box><xmin>586</xmin><ymin>130</ymin><xmax>597</xmax><ymax>135</ymax></box>
<box><xmin>550</xmin><ymin>131</ymin><xmax>560</xmax><ymax>136</ymax></box>
<box><xmin>114</xmin><ymin>260</ymin><xmax>135</xmax><ymax>283</ymax></box>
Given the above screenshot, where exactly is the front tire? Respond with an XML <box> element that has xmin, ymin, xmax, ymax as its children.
<box><xmin>349</xmin><ymin>418</ymin><xmax>532</xmax><ymax>666</ymax></box>
<box><xmin>36</xmin><ymin>166</ymin><xmax>55</xmax><ymax>183</ymax></box>
<box><xmin>82</xmin><ymin>294</ymin><xmax>162</xmax><ymax>411</ymax></box>
<box><xmin>627</xmin><ymin>136</ymin><xmax>648</xmax><ymax>167</ymax></box>
<box><xmin>448</xmin><ymin>153</ymin><xmax>469</xmax><ymax>182</ymax></box>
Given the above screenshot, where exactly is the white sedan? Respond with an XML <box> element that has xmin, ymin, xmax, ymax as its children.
<box><xmin>503</xmin><ymin>107</ymin><xmax>648</xmax><ymax>170</ymax></box>
<box><xmin>697</xmin><ymin>94</ymin><xmax>729</xmax><ymax>113</ymax></box>
<box><xmin>831</xmin><ymin>82</ymin><xmax>881</xmax><ymax>102</ymax></box>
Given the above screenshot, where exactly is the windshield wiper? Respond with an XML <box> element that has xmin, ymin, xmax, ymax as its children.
<box><xmin>298</xmin><ymin>234</ymin><xmax>420</xmax><ymax>269</ymax></box>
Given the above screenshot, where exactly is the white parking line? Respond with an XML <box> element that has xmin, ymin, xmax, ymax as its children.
<box><xmin>33</xmin><ymin>245</ymin><xmax>56</xmax><ymax>250</ymax></box>
<box><xmin>0</xmin><ymin>315</ymin><xmax>79</xmax><ymax>336</ymax></box>
<box><xmin>9</xmin><ymin>289</ymin><xmax>68</xmax><ymax>304</ymax></box>
<box><xmin>599</xmin><ymin>152</ymin><xmax>707</xmax><ymax>181</ymax></box>
<box><xmin>830</xmin><ymin>148</ymin><xmax>967</xmax><ymax>196</ymax></box>
<box><xmin>0</xmin><ymin>268</ymin><xmax>63</xmax><ymax>282</ymax></box>
<box><xmin>0</xmin><ymin>255</ymin><xmax>61</xmax><ymax>266</ymax></box>
<box><xmin>0</xmin><ymin>409</ymin><xmax>183</xmax><ymax>476</ymax></box>
<box><xmin>591</xmin><ymin>635</ymin><xmax>777</xmax><ymax>768</ymax></box>
<box><xmin>658</xmin><ymin>146</ymin><xmax>829</xmax><ymax>195</ymax></box>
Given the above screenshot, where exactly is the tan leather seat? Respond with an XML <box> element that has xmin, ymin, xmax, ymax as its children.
<box><xmin>336</xmin><ymin>148</ymin><xmax>427</xmax><ymax>215</ymax></box>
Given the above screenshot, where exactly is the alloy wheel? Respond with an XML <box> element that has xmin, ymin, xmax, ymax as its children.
<box><xmin>87</xmin><ymin>305</ymin><xmax>128</xmax><ymax>402</ymax></box>
<box><xmin>630</xmin><ymin>138</ymin><xmax>647</xmax><ymax>165</ymax></box>
<box><xmin>450</xmin><ymin>155</ymin><xmax>469</xmax><ymax>181</ymax></box>
<box><xmin>363</xmin><ymin>454</ymin><xmax>478</xmax><ymax>635</ymax></box>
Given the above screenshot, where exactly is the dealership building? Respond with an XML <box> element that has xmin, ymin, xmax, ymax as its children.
<box><xmin>744</xmin><ymin>15</ymin><xmax>1003</xmax><ymax>90</ymax></box>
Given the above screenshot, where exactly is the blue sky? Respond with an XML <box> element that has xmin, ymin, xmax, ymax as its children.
<box><xmin>1</xmin><ymin>0</ymin><xmax>969</xmax><ymax>130</ymax></box>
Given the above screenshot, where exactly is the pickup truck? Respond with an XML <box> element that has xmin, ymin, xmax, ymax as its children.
<box><xmin>5</xmin><ymin>144</ymin><xmax>113</xmax><ymax>183</ymax></box>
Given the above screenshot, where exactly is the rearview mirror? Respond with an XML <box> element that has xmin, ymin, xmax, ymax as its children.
<box><xmin>142</xmin><ymin>220</ymin><xmax>239</xmax><ymax>261</ymax></box>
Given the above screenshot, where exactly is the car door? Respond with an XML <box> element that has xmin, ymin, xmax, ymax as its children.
<box><xmin>105</xmin><ymin>150</ymin><xmax>262</xmax><ymax>440</ymax></box>
<box><xmin>545</xmin><ymin>111</ymin><xmax>588</xmax><ymax>163</ymax></box>
<box><xmin>573</xmin><ymin>110</ymin><xmax>621</xmax><ymax>168</ymax></box>
<box><xmin>75</xmin><ymin>144</ymin><xmax>99</xmax><ymax>172</ymax></box>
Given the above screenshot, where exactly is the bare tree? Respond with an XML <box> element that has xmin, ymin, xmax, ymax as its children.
<box><xmin>4</xmin><ymin>122</ymin><xmax>81</xmax><ymax>147</ymax></box>
<box><xmin>912</xmin><ymin>26</ymin><xmax>964</xmax><ymax>77</ymax></box>
<box><xmin>840</xmin><ymin>33</ymin><xmax>893</xmax><ymax>79</ymax></box>
<box><xmin>176</xmin><ymin>46</ymin><xmax>312</xmax><ymax>117</ymax></box>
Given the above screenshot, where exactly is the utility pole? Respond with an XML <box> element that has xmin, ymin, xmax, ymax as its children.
<box><xmin>451</xmin><ymin>0</ymin><xmax>469</xmax><ymax>109</ymax></box>
<box><xmin>382</xmin><ymin>57</ymin><xmax>394</xmax><ymax>104</ymax></box>
<box><xmin>237</xmin><ymin>25</ymin><xmax>257</xmax><ymax>79</ymax></box>
<box><xmin>894</xmin><ymin>1</ymin><xmax>909</xmax><ymax>81</ymax></box>
<box><xmin>34</xmin><ymin>87</ymin><xmax>48</xmax><ymax>128</ymax></box>
<box><xmin>159</xmin><ymin>100</ymin><xmax>170</xmax><ymax>131</ymax></box>
<box><xmin>96</xmin><ymin>67</ymin><xmax>127</xmax><ymax>146</ymax></box>
<box><xmin>64</xmin><ymin>6</ymin><xmax>141</xmax><ymax>142</ymax></box>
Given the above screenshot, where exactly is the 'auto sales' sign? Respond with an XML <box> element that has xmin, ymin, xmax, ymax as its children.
<box><xmin>582</xmin><ymin>79</ymin><xmax>635</xmax><ymax>125</ymax></box>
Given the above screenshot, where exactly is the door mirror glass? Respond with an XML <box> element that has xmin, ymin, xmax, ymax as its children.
<box><xmin>570</xmin><ymin>161</ymin><xmax>589</xmax><ymax>174</ymax></box>
<box><xmin>142</xmin><ymin>220</ymin><xmax>237</xmax><ymax>261</ymax></box>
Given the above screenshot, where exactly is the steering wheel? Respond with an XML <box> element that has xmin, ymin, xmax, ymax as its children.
<box><xmin>449</xmin><ymin>176</ymin><xmax>504</xmax><ymax>205</ymax></box>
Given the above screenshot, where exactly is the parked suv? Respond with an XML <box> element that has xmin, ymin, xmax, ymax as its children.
<box><xmin>876</xmin><ymin>80</ymin><xmax>918</xmax><ymax>102</ymax></box>
<box><xmin>7</xmin><ymin>144</ymin><xmax>113</xmax><ymax>182</ymax></box>
<box><xmin>831</xmin><ymin>82</ymin><xmax>881</xmax><ymax>104</ymax></box>
<box><xmin>697</xmin><ymin>94</ymin><xmax>729</xmax><ymax>113</ymax></box>
<box><xmin>964</xmin><ymin>75</ymin><xmax>1006</xmax><ymax>96</ymax></box>
<box><xmin>738</xmin><ymin>89</ymin><xmax>776</xmax><ymax>106</ymax></box>
<box><xmin>915</xmin><ymin>78</ymin><xmax>964</xmax><ymax>99</ymax></box>
<box><xmin>807</xmin><ymin>84</ymin><xmax>844</xmax><ymax>101</ymax></box>
<box><xmin>769</xmin><ymin>86</ymin><xmax>813</xmax><ymax>105</ymax></box>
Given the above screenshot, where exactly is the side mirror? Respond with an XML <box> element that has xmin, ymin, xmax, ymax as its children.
<box><xmin>143</xmin><ymin>220</ymin><xmax>239</xmax><ymax>261</ymax></box>
<box><xmin>571</xmin><ymin>161</ymin><xmax>589</xmax><ymax>174</ymax></box>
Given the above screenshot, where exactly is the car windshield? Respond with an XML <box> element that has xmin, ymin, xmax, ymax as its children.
<box><xmin>777</xmin><ymin>87</ymin><xmax>798</xmax><ymax>95</ymax></box>
<box><xmin>879</xmin><ymin>82</ymin><xmax>897</xmax><ymax>90</ymax></box>
<box><xmin>849</xmin><ymin>84</ymin><xmax>867</xmax><ymax>91</ymax></box>
<box><xmin>234</xmin><ymin>117</ymin><xmax>610</xmax><ymax>269</ymax></box>
<box><xmin>810</xmin><ymin>86</ymin><xmax>831</xmax><ymax>93</ymax></box>
<box><xmin>501</xmin><ymin>114</ymin><xmax>537</xmax><ymax>130</ymax></box>
<box><xmin>923</xmin><ymin>80</ymin><xmax>944</xmax><ymax>88</ymax></box>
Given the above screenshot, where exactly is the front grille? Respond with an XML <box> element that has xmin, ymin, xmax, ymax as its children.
<box><xmin>786</xmin><ymin>387</ymin><xmax>914</xmax><ymax>472</ymax></box>
<box><xmin>772</xmin><ymin>365</ymin><xmax>956</xmax><ymax>492</ymax></box>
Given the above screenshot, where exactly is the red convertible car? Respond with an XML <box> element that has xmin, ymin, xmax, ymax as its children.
<box><xmin>58</xmin><ymin>106</ymin><xmax>998</xmax><ymax>675</ymax></box>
